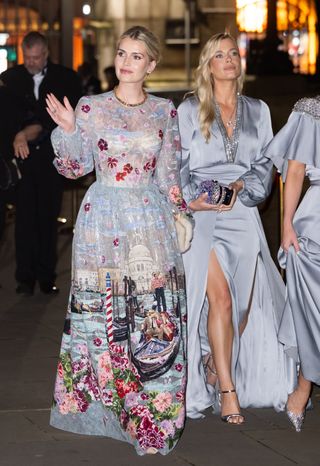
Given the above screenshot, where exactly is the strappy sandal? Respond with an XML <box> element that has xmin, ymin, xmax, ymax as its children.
<box><xmin>219</xmin><ymin>389</ymin><xmax>245</xmax><ymax>424</ymax></box>
<box><xmin>203</xmin><ymin>353</ymin><xmax>217</xmax><ymax>386</ymax></box>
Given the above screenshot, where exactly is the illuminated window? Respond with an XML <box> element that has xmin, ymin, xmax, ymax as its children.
<box><xmin>236</xmin><ymin>0</ymin><xmax>318</xmax><ymax>74</ymax></box>
<box><xmin>236</xmin><ymin>0</ymin><xmax>268</xmax><ymax>33</ymax></box>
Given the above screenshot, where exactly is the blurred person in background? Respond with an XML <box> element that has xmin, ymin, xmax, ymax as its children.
<box><xmin>0</xmin><ymin>31</ymin><xmax>82</xmax><ymax>297</ymax></box>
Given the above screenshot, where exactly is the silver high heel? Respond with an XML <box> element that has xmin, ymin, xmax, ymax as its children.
<box><xmin>286</xmin><ymin>408</ymin><xmax>305</xmax><ymax>432</ymax></box>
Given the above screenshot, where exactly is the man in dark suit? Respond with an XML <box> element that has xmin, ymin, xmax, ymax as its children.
<box><xmin>0</xmin><ymin>31</ymin><xmax>82</xmax><ymax>296</ymax></box>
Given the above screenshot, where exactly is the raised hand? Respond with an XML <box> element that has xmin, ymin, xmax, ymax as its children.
<box><xmin>46</xmin><ymin>93</ymin><xmax>76</xmax><ymax>134</ymax></box>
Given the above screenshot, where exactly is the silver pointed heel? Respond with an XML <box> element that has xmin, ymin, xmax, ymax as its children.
<box><xmin>286</xmin><ymin>408</ymin><xmax>305</xmax><ymax>432</ymax></box>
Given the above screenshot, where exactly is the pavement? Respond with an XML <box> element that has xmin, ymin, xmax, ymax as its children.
<box><xmin>1</xmin><ymin>76</ymin><xmax>320</xmax><ymax>466</ymax></box>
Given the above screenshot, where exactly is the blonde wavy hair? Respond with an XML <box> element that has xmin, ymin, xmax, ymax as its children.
<box><xmin>193</xmin><ymin>33</ymin><xmax>244</xmax><ymax>142</ymax></box>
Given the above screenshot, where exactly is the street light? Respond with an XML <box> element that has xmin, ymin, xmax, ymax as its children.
<box><xmin>82</xmin><ymin>3</ymin><xmax>91</xmax><ymax>16</ymax></box>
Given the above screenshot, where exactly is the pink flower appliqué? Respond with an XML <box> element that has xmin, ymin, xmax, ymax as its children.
<box><xmin>170</xmin><ymin>109</ymin><xmax>177</xmax><ymax>118</ymax></box>
<box><xmin>175</xmin><ymin>363</ymin><xmax>183</xmax><ymax>372</ymax></box>
<box><xmin>107</xmin><ymin>157</ymin><xmax>118</xmax><ymax>168</ymax></box>
<box><xmin>94</xmin><ymin>337</ymin><xmax>102</xmax><ymax>347</ymax></box>
<box><xmin>123</xmin><ymin>163</ymin><xmax>133</xmax><ymax>174</ymax></box>
<box><xmin>153</xmin><ymin>392</ymin><xmax>172</xmax><ymax>413</ymax></box>
<box><xmin>113</xmin><ymin>238</ymin><xmax>119</xmax><ymax>247</ymax></box>
<box><xmin>98</xmin><ymin>138</ymin><xmax>108</xmax><ymax>151</ymax></box>
<box><xmin>116</xmin><ymin>172</ymin><xmax>127</xmax><ymax>181</ymax></box>
<box><xmin>84</xmin><ymin>203</ymin><xmax>91</xmax><ymax>212</ymax></box>
<box><xmin>81</xmin><ymin>104</ymin><xmax>91</xmax><ymax>113</ymax></box>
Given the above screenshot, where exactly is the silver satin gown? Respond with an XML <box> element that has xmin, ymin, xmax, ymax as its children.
<box><xmin>264</xmin><ymin>96</ymin><xmax>320</xmax><ymax>385</ymax></box>
<box><xmin>178</xmin><ymin>95</ymin><xmax>296</xmax><ymax>419</ymax></box>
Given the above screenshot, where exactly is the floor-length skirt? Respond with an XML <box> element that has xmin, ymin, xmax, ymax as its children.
<box><xmin>278</xmin><ymin>183</ymin><xmax>320</xmax><ymax>385</ymax></box>
<box><xmin>183</xmin><ymin>198</ymin><xmax>296</xmax><ymax>418</ymax></box>
<box><xmin>50</xmin><ymin>183</ymin><xmax>187</xmax><ymax>455</ymax></box>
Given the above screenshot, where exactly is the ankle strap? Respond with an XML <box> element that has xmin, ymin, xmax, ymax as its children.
<box><xmin>220</xmin><ymin>389</ymin><xmax>236</xmax><ymax>394</ymax></box>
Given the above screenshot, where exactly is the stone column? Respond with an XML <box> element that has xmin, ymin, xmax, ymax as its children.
<box><xmin>60</xmin><ymin>0</ymin><xmax>74</xmax><ymax>68</ymax></box>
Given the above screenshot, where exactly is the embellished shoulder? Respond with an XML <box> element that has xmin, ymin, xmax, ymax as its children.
<box><xmin>293</xmin><ymin>96</ymin><xmax>320</xmax><ymax>119</ymax></box>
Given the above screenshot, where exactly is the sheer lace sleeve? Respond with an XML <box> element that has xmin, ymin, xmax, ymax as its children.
<box><xmin>154</xmin><ymin>100</ymin><xmax>189</xmax><ymax>213</ymax></box>
<box><xmin>52</xmin><ymin>96</ymin><xmax>94</xmax><ymax>179</ymax></box>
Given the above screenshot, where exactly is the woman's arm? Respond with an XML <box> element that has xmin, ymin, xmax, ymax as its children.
<box><xmin>46</xmin><ymin>94</ymin><xmax>94</xmax><ymax>179</ymax></box>
<box><xmin>282</xmin><ymin>159</ymin><xmax>305</xmax><ymax>252</ymax></box>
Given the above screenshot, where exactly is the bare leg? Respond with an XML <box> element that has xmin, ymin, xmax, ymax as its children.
<box><xmin>206</xmin><ymin>249</ymin><xmax>244</xmax><ymax>424</ymax></box>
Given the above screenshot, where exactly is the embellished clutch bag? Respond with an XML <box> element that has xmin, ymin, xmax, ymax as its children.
<box><xmin>196</xmin><ymin>180</ymin><xmax>233</xmax><ymax>206</ymax></box>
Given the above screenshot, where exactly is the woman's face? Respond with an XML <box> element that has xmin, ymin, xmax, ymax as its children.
<box><xmin>209</xmin><ymin>38</ymin><xmax>241</xmax><ymax>83</ymax></box>
<box><xmin>115</xmin><ymin>37</ymin><xmax>156</xmax><ymax>84</ymax></box>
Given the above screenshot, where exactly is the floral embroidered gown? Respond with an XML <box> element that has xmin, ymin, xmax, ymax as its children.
<box><xmin>50</xmin><ymin>91</ymin><xmax>187</xmax><ymax>455</ymax></box>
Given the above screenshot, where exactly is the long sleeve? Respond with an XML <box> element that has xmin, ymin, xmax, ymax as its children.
<box><xmin>52</xmin><ymin>96</ymin><xmax>94</xmax><ymax>179</ymax></box>
<box><xmin>154</xmin><ymin>100</ymin><xmax>188</xmax><ymax>212</ymax></box>
<box><xmin>238</xmin><ymin>100</ymin><xmax>274</xmax><ymax>207</ymax></box>
<box><xmin>177</xmin><ymin>98</ymin><xmax>198</xmax><ymax>204</ymax></box>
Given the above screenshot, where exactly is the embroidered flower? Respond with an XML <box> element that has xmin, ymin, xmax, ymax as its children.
<box><xmin>57</xmin><ymin>361</ymin><xmax>64</xmax><ymax>378</ymax></box>
<box><xmin>176</xmin><ymin>390</ymin><xmax>184</xmax><ymax>402</ymax></box>
<box><xmin>175</xmin><ymin>363</ymin><xmax>183</xmax><ymax>372</ymax></box>
<box><xmin>140</xmin><ymin>392</ymin><xmax>149</xmax><ymax>401</ymax></box>
<box><xmin>126</xmin><ymin>419</ymin><xmax>137</xmax><ymax>439</ymax></box>
<box><xmin>74</xmin><ymin>389</ymin><xmax>89</xmax><ymax>412</ymax></box>
<box><xmin>130</xmin><ymin>405</ymin><xmax>153</xmax><ymax>419</ymax></box>
<box><xmin>93</xmin><ymin>337</ymin><xmax>102</xmax><ymax>347</ymax></box>
<box><xmin>136</xmin><ymin>417</ymin><xmax>165</xmax><ymax>450</ymax></box>
<box><xmin>158</xmin><ymin>129</ymin><xmax>163</xmax><ymax>139</ymax></box>
<box><xmin>143</xmin><ymin>157</ymin><xmax>156</xmax><ymax>172</ymax></box>
<box><xmin>170</xmin><ymin>109</ymin><xmax>177</xmax><ymax>118</ymax></box>
<box><xmin>153</xmin><ymin>392</ymin><xmax>172</xmax><ymax>413</ymax></box>
<box><xmin>97</xmin><ymin>138</ymin><xmax>108</xmax><ymax>151</ymax></box>
<box><xmin>120</xmin><ymin>409</ymin><xmax>129</xmax><ymax>429</ymax></box>
<box><xmin>70</xmin><ymin>160</ymin><xmax>81</xmax><ymax>171</ymax></box>
<box><xmin>116</xmin><ymin>172</ymin><xmax>127</xmax><ymax>181</ymax></box>
<box><xmin>123</xmin><ymin>163</ymin><xmax>133</xmax><ymax>174</ymax></box>
<box><xmin>175</xmin><ymin>406</ymin><xmax>185</xmax><ymax>429</ymax></box>
<box><xmin>160</xmin><ymin>420</ymin><xmax>175</xmax><ymax>439</ymax></box>
<box><xmin>113</xmin><ymin>238</ymin><xmax>119</xmax><ymax>247</ymax></box>
<box><xmin>125</xmin><ymin>391</ymin><xmax>139</xmax><ymax>408</ymax></box>
<box><xmin>81</xmin><ymin>104</ymin><xmax>90</xmax><ymax>113</ymax></box>
<box><xmin>107</xmin><ymin>157</ymin><xmax>118</xmax><ymax>168</ymax></box>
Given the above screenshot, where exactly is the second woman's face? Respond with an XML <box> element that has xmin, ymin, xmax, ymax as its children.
<box><xmin>115</xmin><ymin>37</ymin><xmax>156</xmax><ymax>84</ymax></box>
<box><xmin>209</xmin><ymin>38</ymin><xmax>241</xmax><ymax>83</ymax></box>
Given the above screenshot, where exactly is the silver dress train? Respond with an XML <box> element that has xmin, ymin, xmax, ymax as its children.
<box><xmin>264</xmin><ymin>96</ymin><xmax>320</xmax><ymax>385</ymax></box>
<box><xmin>178</xmin><ymin>95</ymin><xmax>296</xmax><ymax>419</ymax></box>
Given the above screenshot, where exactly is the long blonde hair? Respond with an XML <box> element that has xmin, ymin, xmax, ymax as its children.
<box><xmin>194</xmin><ymin>33</ymin><xmax>244</xmax><ymax>142</ymax></box>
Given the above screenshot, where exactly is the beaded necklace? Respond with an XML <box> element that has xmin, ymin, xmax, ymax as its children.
<box><xmin>114</xmin><ymin>86</ymin><xmax>148</xmax><ymax>107</ymax></box>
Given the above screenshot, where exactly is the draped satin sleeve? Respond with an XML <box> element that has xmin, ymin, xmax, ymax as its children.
<box><xmin>237</xmin><ymin>100</ymin><xmax>274</xmax><ymax>206</ymax></box>
<box><xmin>177</xmin><ymin>97</ymin><xmax>198</xmax><ymax>204</ymax></box>
<box><xmin>263</xmin><ymin>97</ymin><xmax>320</xmax><ymax>180</ymax></box>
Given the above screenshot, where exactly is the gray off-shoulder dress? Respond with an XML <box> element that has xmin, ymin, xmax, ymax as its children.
<box><xmin>264</xmin><ymin>96</ymin><xmax>320</xmax><ymax>385</ymax></box>
<box><xmin>177</xmin><ymin>95</ymin><xmax>296</xmax><ymax>419</ymax></box>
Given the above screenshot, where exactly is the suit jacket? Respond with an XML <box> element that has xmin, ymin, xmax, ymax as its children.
<box><xmin>0</xmin><ymin>61</ymin><xmax>82</xmax><ymax>166</ymax></box>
